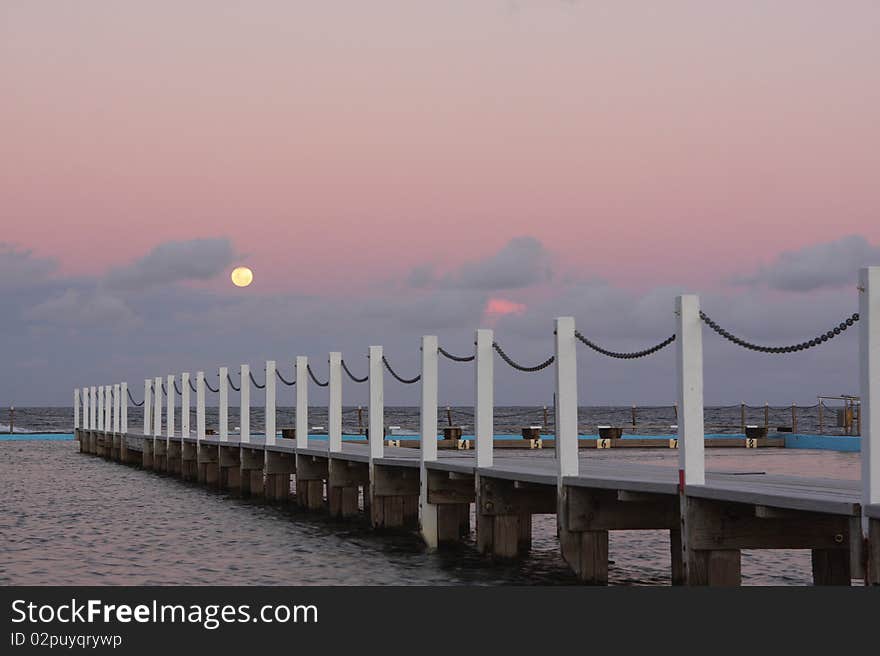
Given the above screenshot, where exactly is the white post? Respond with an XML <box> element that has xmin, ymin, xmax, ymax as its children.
<box><xmin>74</xmin><ymin>389</ymin><xmax>80</xmax><ymax>430</ymax></box>
<box><xmin>90</xmin><ymin>386</ymin><xmax>97</xmax><ymax>431</ymax></box>
<box><xmin>328</xmin><ymin>353</ymin><xmax>342</xmax><ymax>452</ymax></box>
<box><xmin>676</xmin><ymin>294</ymin><xmax>705</xmax><ymax>486</ymax></box>
<box><xmin>296</xmin><ymin>356</ymin><xmax>308</xmax><ymax>449</ymax></box>
<box><xmin>105</xmin><ymin>385</ymin><xmax>112</xmax><ymax>432</ymax></box>
<box><xmin>153</xmin><ymin>376</ymin><xmax>162</xmax><ymax>437</ymax></box>
<box><xmin>121</xmin><ymin>383</ymin><xmax>128</xmax><ymax>434</ymax></box>
<box><xmin>166</xmin><ymin>374</ymin><xmax>175</xmax><ymax>440</ymax></box>
<box><xmin>113</xmin><ymin>384</ymin><xmax>120</xmax><ymax>433</ymax></box>
<box><xmin>265</xmin><ymin>360</ymin><xmax>276</xmax><ymax>445</ymax></box>
<box><xmin>475</xmin><ymin>328</ymin><xmax>494</xmax><ymax>468</ymax></box>
<box><xmin>240</xmin><ymin>364</ymin><xmax>250</xmax><ymax>443</ymax></box>
<box><xmin>369</xmin><ymin>346</ymin><xmax>384</xmax><ymax>462</ymax></box>
<box><xmin>555</xmin><ymin>317</ymin><xmax>579</xmax><ymax>480</ymax></box>
<box><xmin>97</xmin><ymin>385</ymin><xmax>105</xmax><ymax>432</ymax></box>
<box><xmin>82</xmin><ymin>388</ymin><xmax>90</xmax><ymax>430</ymax></box>
<box><xmin>860</xmin><ymin>267</ymin><xmax>879</xmax><ymax>537</ymax></box>
<box><xmin>181</xmin><ymin>373</ymin><xmax>190</xmax><ymax>438</ymax></box>
<box><xmin>420</xmin><ymin>335</ymin><xmax>439</xmax><ymax>548</ymax></box>
<box><xmin>143</xmin><ymin>380</ymin><xmax>151</xmax><ymax>436</ymax></box>
<box><xmin>196</xmin><ymin>371</ymin><xmax>205</xmax><ymax>441</ymax></box>
<box><xmin>219</xmin><ymin>367</ymin><xmax>229</xmax><ymax>441</ymax></box>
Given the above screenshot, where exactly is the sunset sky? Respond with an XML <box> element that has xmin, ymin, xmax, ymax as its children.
<box><xmin>2</xmin><ymin>1</ymin><xmax>879</xmax><ymax>407</ymax></box>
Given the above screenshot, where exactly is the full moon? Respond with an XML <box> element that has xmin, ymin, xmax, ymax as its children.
<box><xmin>231</xmin><ymin>266</ymin><xmax>254</xmax><ymax>287</ymax></box>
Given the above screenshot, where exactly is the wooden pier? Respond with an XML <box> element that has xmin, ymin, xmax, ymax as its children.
<box><xmin>71</xmin><ymin>267</ymin><xmax>880</xmax><ymax>586</ymax></box>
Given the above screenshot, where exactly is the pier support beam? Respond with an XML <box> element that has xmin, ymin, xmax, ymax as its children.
<box><xmin>328</xmin><ymin>458</ymin><xmax>367</xmax><ymax>517</ymax></box>
<box><xmin>142</xmin><ymin>437</ymin><xmax>153</xmax><ymax>470</ymax></box>
<box><xmin>265</xmin><ymin>451</ymin><xmax>295</xmax><ymax>502</ymax></box>
<box><xmin>153</xmin><ymin>438</ymin><xmax>167</xmax><ymax>472</ymax></box>
<box><xmin>560</xmin><ymin>486</ymin><xmax>680</xmax><ymax>584</ymax></box>
<box><xmin>477</xmin><ymin>476</ymin><xmax>554</xmax><ymax>559</ymax></box>
<box><xmin>181</xmin><ymin>441</ymin><xmax>198</xmax><ymax>481</ymax></box>
<box><xmin>166</xmin><ymin>439</ymin><xmax>181</xmax><ymax>475</ymax></box>
<box><xmin>240</xmin><ymin>445</ymin><xmax>264</xmax><ymax>497</ymax></box>
<box><xmin>371</xmin><ymin>463</ymin><xmax>419</xmax><ymax>529</ymax></box>
<box><xmin>219</xmin><ymin>445</ymin><xmax>241</xmax><ymax>493</ymax></box>
<box><xmin>426</xmin><ymin>468</ymin><xmax>473</xmax><ymax>544</ymax></box>
<box><xmin>869</xmin><ymin>514</ymin><xmax>880</xmax><ymax>585</ymax></box>
<box><xmin>295</xmin><ymin>455</ymin><xmax>328</xmax><ymax>511</ymax></box>
<box><xmin>198</xmin><ymin>442</ymin><xmax>219</xmax><ymax>486</ymax></box>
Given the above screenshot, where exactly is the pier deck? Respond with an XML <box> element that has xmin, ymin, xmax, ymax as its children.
<box><xmin>79</xmin><ymin>428</ymin><xmax>869</xmax><ymax>586</ymax></box>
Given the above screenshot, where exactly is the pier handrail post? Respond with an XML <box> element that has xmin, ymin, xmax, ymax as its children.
<box><xmin>420</xmin><ymin>335</ymin><xmax>439</xmax><ymax>549</ymax></box>
<box><xmin>676</xmin><ymin>294</ymin><xmax>705</xmax><ymax>486</ymax></box>
<box><xmin>196</xmin><ymin>371</ymin><xmax>206</xmax><ymax>441</ymax></box>
<box><xmin>475</xmin><ymin>328</ymin><xmax>494</xmax><ymax>468</ymax></box>
<box><xmin>219</xmin><ymin>367</ymin><xmax>228</xmax><ymax>441</ymax></box>
<box><xmin>121</xmin><ymin>383</ymin><xmax>128</xmax><ymax>434</ymax></box>
<box><xmin>74</xmin><ymin>389</ymin><xmax>80</xmax><ymax>431</ymax></box>
<box><xmin>166</xmin><ymin>375</ymin><xmax>175</xmax><ymax>440</ymax></box>
<box><xmin>296</xmin><ymin>356</ymin><xmax>308</xmax><ymax>449</ymax></box>
<box><xmin>97</xmin><ymin>385</ymin><xmax>104</xmax><ymax>432</ymax></box>
<box><xmin>265</xmin><ymin>360</ymin><xmax>276</xmax><ymax>445</ymax></box>
<box><xmin>329</xmin><ymin>352</ymin><xmax>342</xmax><ymax>452</ymax></box>
<box><xmin>83</xmin><ymin>388</ymin><xmax>90</xmax><ymax>430</ymax></box>
<box><xmin>142</xmin><ymin>380</ymin><xmax>151</xmax><ymax>436</ymax></box>
<box><xmin>555</xmin><ymin>317</ymin><xmax>578</xmax><ymax>480</ymax></box>
<box><xmin>181</xmin><ymin>374</ymin><xmax>190</xmax><ymax>437</ymax></box>
<box><xmin>113</xmin><ymin>384</ymin><xmax>120</xmax><ymax>434</ymax></box>
<box><xmin>240</xmin><ymin>364</ymin><xmax>250</xmax><ymax>443</ymax></box>
<box><xmin>153</xmin><ymin>376</ymin><xmax>162</xmax><ymax>437</ymax></box>
<box><xmin>106</xmin><ymin>386</ymin><xmax>112</xmax><ymax>434</ymax></box>
<box><xmin>368</xmin><ymin>347</ymin><xmax>383</xmax><ymax>462</ymax></box>
<box><xmin>860</xmin><ymin>266</ymin><xmax>878</xmax><ymax>540</ymax></box>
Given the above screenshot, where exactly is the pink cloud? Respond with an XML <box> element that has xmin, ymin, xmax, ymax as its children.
<box><xmin>484</xmin><ymin>298</ymin><xmax>526</xmax><ymax>324</ymax></box>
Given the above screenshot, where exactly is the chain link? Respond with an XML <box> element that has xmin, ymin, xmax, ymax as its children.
<box><xmin>227</xmin><ymin>372</ymin><xmax>241</xmax><ymax>392</ymax></box>
<box><xmin>575</xmin><ymin>331</ymin><xmax>676</xmax><ymax>359</ymax></box>
<box><xmin>438</xmin><ymin>346</ymin><xmax>475</xmax><ymax>362</ymax></box>
<box><xmin>127</xmin><ymin>387</ymin><xmax>145</xmax><ymax>407</ymax></box>
<box><xmin>307</xmin><ymin>364</ymin><xmax>329</xmax><ymax>387</ymax></box>
<box><xmin>492</xmin><ymin>342</ymin><xmax>555</xmax><ymax>372</ymax></box>
<box><xmin>174</xmin><ymin>380</ymin><xmax>182</xmax><ymax>396</ymax></box>
<box><xmin>188</xmin><ymin>378</ymin><xmax>197</xmax><ymax>393</ymax></box>
<box><xmin>249</xmin><ymin>370</ymin><xmax>266</xmax><ymax>390</ymax></box>
<box><xmin>341</xmin><ymin>359</ymin><xmax>369</xmax><ymax>383</ymax></box>
<box><xmin>205</xmin><ymin>377</ymin><xmax>219</xmax><ymax>393</ymax></box>
<box><xmin>382</xmin><ymin>356</ymin><xmax>421</xmax><ymax>384</ymax></box>
<box><xmin>276</xmin><ymin>369</ymin><xmax>296</xmax><ymax>386</ymax></box>
<box><xmin>700</xmin><ymin>311</ymin><xmax>859</xmax><ymax>354</ymax></box>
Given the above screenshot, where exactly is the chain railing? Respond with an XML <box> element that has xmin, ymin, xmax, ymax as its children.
<box><xmin>700</xmin><ymin>311</ymin><xmax>859</xmax><ymax>354</ymax></box>
<box><xmin>575</xmin><ymin>331</ymin><xmax>676</xmax><ymax>359</ymax></box>
<box><xmin>341</xmin><ymin>359</ymin><xmax>368</xmax><ymax>383</ymax></box>
<box><xmin>276</xmin><ymin>368</ymin><xmax>296</xmax><ymax>386</ymax></box>
<box><xmin>249</xmin><ymin>370</ymin><xmax>266</xmax><ymax>390</ymax></box>
<box><xmin>438</xmin><ymin>347</ymin><xmax>475</xmax><ymax>362</ymax></box>
<box><xmin>205</xmin><ymin>377</ymin><xmax>219</xmax><ymax>393</ymax></box>
<box><xmin>492</xmin><ymin>342</ymin><xmax>555</xmax><ymax>372</ymax></box>
<box><xmin>382</xmin><ymin>356</ymin><xmax>420</xmax><ymax>384</ymax></box>
<box><xmin>307</xmin><ymin>364</ymin><xmax>329</xmax><ymax>387</ymax></box>
<box><xmin>127</xmin><ymin>387</ymin><xmax>145</xmax><ymax>406</ymax></box>
<box><xmin>227</xmin><ymin>372</ymin><xmax>241</xmax><ymax>392</ymax></box>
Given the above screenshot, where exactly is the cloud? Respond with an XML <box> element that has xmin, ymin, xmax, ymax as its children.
<box><xmin>22</xmin><ymin>289</ymin><xmax>138</xmax><ymax>327</ymax></box>
<box><xmin>408</xmin><ymin>236</ymin><xmax>553</xmax><ymax>291</ymax></box>
<box><xmin>731</xmin><ymin>235</ymin><xmax>880</xmax><ymax>292</ymax></box>
<box><xmin>105</xmin><ymin>238</ymin><xmax>235</xmax><ymax>291</ymax></box>
<box><xmin>0</xmin><ymin>243</ymin><xmax>56</xmax><ymax>290</ymax></box>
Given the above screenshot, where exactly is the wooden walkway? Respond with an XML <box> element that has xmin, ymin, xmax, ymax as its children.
<box><xmin>77</xmin><ymin>429</ymin><xmax>877</xmax><ymax>586</ymax></box>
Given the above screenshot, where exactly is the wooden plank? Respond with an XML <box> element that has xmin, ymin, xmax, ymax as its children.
<box><xmin>427</xmin><ymin>469</ymin><xmax>475</xmax><ymax>505</ymax></box>
<box><xmin>687</xmin><ymin>483</ymin><xmax>859</xmax><ymax>517</ymax></box>
<box><xmin>688</xmin><ymin>550</ymin><xmax>741</xmax><ymax>586</ymax></box>
<box><xmin>566</xmin><ymin>487</ymin><xmax>678</xmax><ymax>531</ymax></box>
<box><xmin>686</xmin><ymin>496</ymin><xmax>851</xmax><ymax>550</ymax></box>
<box><xmin>811</xmin><ymin>549</ymin><xmax>852</xmax><ymax>585</ymax></box>
<box><xmin>479</xmin><ymin>477</ymin><xmax>556</xmax><ymax>516</ymax></box>
<box><xmin>372</xmin><ymin>466</ymin><xmax>419</xmax><ymax>497</ymax></box>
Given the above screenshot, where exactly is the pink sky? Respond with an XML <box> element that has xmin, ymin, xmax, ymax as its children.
<box><xmin>2</xmin><ymin>1</ymin><xmax>879</xmax><ymax>295</ymax></box>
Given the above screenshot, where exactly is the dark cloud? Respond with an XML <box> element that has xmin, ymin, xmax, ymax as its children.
<box><xmin>105</xmin><ymin>238</ymin><xmax>235</xmax><ymax>291</ymax></box>
<box><xmin>731</xmin><ymin>235</ymin><xmax>880</xmax><ymax>292</ymax></box>
<box><xmin>409</xmin><ymin>236</ymin><xmax>553</xmax><ymax>291</ymax></box>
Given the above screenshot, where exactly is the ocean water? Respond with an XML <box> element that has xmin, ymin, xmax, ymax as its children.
<box><xmin>0</xmin><ymin>404</ymin><xmax>857</xmax><ymax>436</ymax></box>
<box><xmin>0</xmin><ymin>409</ymin><xmax>862</xmax><ymax>586</ymax></box>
